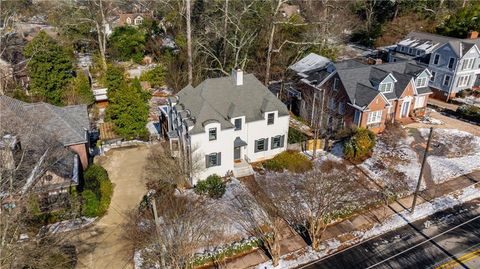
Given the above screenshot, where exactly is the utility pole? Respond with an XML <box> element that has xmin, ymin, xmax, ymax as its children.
<box><xmin>411</xmin><ymin>127</ymin><xmax>434</xmax><ymax>214</ymax></box>
<box><xmin>151</xmin><ymin>198</ymin><xmax>166</xmax><ymax>268</ymax></box>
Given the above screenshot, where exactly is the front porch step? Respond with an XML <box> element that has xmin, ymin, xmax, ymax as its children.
<box><xmin>233</xmin><ymin>165</ymin><xmax>254</xmax><ymax>178</ymax></box>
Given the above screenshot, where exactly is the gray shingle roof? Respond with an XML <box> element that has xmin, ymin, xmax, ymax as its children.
<box><xmin>335</xmin><ymin>61</ymin><xmax>430</xmax><ymax>108</ymax></box>
<box><xmin>0</xmin><ymin>95</ymin><xmax>89</xmax><ymax>145</ymax></box>
<box><xmin>175</xmin><ymin>74</ymin><xmax>289</xmax><ymax>134</ymax></box>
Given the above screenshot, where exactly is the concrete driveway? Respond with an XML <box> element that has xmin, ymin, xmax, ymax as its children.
<box><xmin>74</xmin><ymin>145</ymin><xmax>150</xmax><ymax>269</ymax></box>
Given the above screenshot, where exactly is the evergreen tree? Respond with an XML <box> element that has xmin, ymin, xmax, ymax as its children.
<box><xmin>24</xmin><ymin>31</ymin><xmax>74</xmax><ymax>105</ymax></box>
<box><xmin>105</xmin><ymin>77</ymin><xmax>150</xmax><ymax>140</ymax></box>
<box><xmin>108</xmin><ymin>26</ymin><xmax>146</xmax><ymax>63</ymax></box>
<box><xmin>436</xmin><ymin>2</ymin><xmax>480</xmax><ymax>38</ymax></box>
<box><xmin>63</xmin><ymin>71</ymin><xmax>94</xmax><ymax>105</ymax></box>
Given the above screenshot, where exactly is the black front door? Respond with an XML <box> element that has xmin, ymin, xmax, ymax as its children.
<box><xmin>234</xmin><ymin>146</ymin><xmax>241</xmax><ymax>160</ymax></box>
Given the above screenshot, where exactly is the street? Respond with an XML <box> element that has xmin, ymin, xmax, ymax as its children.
<box><xmin>300</xmin><ymin>199</ymin><xmax>480</xmax><ymax>269</ymax></box>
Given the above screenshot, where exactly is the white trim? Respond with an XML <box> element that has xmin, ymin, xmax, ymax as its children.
<box><xmin>457</xmin><ymin>74</ymin><xmax>470</xmax><ymax>87</ymax></box>
<box><xmin>443</xmin><ymin>75</ymin><xmax>451</xmax><ymax>86</ymax></box>
<box><xmin>461</xmin><ymin>58</ymin><xmax>475</xmax><ymax>71</ymax></box>
<box><xmin>367</xmin><ymin>110</ymin><xmax>383</xmax><ymax>124</ymax></box>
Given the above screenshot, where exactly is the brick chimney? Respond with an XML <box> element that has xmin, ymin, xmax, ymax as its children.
<box><xmin>467</xmin><ymin>31</ymin><xmax>479</xmax><ymax>39</ymax></box>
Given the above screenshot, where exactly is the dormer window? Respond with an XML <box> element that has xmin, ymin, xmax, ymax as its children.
<box><xmin>209</xmin><ymin>128</ymin><xmax>217</xmax><ymax>140</ymax></box>
<box><xmin>126</xmin><ymin>17</ymin><xmax>132</xmax><ymax>25</ymax></box>
<box><xmin>234</xmin><ymin>118</ymin><xmax>242</xmax><ymax>131</ymax></box>
<box><xmin>415</xmin><ymin>77</ymin><xmax>428</xmax><ymax>88</ymax></box>
<box><xmin>134</xmin><ymin>16</ymin><xmax>143</xmax><ymax>25</ymax></box>
<box><xmin>267</xmin><ymin>113</ymin><xmax>275</xmax><ymax>125</ymax></box>
<box><xmin>379</xmin><ymin>82</ymin><xmax>393</xmax><ymax>93</ymax></box>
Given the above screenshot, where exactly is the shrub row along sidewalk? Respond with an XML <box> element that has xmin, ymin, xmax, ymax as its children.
<box><xmin>216</xmin><ymin>170</ymin><xmax>480</xmax><ymax>269</ymax></box>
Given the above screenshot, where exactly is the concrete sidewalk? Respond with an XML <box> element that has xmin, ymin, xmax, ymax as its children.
<box><xmin>206</xmin><ymin>170</ymin><xmax>480</xmax><ymax>269</ymax></box>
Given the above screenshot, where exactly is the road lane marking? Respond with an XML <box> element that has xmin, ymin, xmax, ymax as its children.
<box><xmin>436</xmin><ymin>248</ymin><xmax>480</xmax><ymax>269</ymax></box>
<box><xmin>365</xmin><ymin>214</ymin><xmax>480</xmax><ymax>269</ymax></box>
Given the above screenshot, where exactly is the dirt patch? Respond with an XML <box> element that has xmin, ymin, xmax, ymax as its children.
<box><xmin>406</xmin><ymin>110</ymin><xmax>480</xmax><ymax>136</ymax></box>
<box><xmin>72</xmin><ymin>145</ymin><xmax>150</xmax><ymax>269</ymax></box>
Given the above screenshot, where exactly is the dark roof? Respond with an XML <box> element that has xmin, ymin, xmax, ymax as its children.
<box><xmin>176</xmin><ymin>73</ymin><xmax>289</xmax><ymax>134</ymax></box>
<box><xmin>335</xmin><ymin>61</ymin><xmax>429</xmax><ymax>108</ymax></box>
<box><xmin>354</xmin><ymin>84</ymin><xmax>381</xmax><ymax>107</ymax></box>
<box><xmin>0</xmin><ymin>96</ymin><xmax>89</xmax><ymax>145</ymax></box>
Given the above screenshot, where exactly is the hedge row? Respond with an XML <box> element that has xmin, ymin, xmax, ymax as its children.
<box><xmin>82</xmin><ymin>164</ymin><xmax>113</xmax><ymax>217</ymax></box>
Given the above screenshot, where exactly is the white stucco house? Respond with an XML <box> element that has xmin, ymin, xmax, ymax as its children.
<box><xmin>159</xmin><ymin>70</ymin><xmax>290</xmax><ymax>184</ymax></box>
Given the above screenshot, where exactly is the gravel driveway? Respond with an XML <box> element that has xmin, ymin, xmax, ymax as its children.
<box><xmin>74</xmin><ymin>145</ymin><xmax>150</xmax><ymax>269</ymax></box>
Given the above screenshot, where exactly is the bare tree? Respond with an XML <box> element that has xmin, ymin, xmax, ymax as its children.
<box><xmin>144</xmin><ymin>143</ymin><xmax>203</xmax><ymax>190</ymax></box>
<box><xmin>186</xmin><ymin>0</ymin><xmax>193</xmax><ymax>85</ymax></box>
<box><xmin>125</xmin><ymin>192</ymin><xmax>216</xmax><ymax>269</ymax></box>
<box><xmin>231</xmin><ymin>181</ymin><xmax>284</xmax><ymax>266</ymax></box>
<box><xmin>1</xmin><ymin>100</ymin><xmax>80</xmax><ymax>268</ymax></box>
<box><xmin>257</xmin><ymin>161</ymin><xmax>362</xmax><ymax>251</ymax></box>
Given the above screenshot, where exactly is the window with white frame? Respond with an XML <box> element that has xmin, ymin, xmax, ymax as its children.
<box><xmin>379</xmin><ymin>82</ymin><xmax>393</xmax><ymax>93</ymax></box>
<box><xmin>448</xmin><ymin>57</ymin><xmax>455</xmax><ymax>69</ymax></box>
<box><xmin>367</xmin><ymin>110</ymin><xmax>383</xmax><ymax>124</ymax></box>
<box><xmin>433</xmin><ymin>54</ymin><xmax>440</xmax><ymax>65</ymax></box>
<box><xmin>415</xmin><ymin>77</ymin><xmax>428</xmax><ymax>88</ymax></box>
<box><xmin>134</xmin><ymin>16</ymin><xmax>143</xmax><ymax>25</ymax></box>
<box><xmin>126</xmin><ymin>17</ymin><xmax>132</xmax><ymax>25</ymax></box>
<box><xmin>415</xmin><ymin>96</ymin><xmax>426</xmax><ymax>109</ymax></box>
<box><xmin>430</xmin><ymin>71</ymin><xmax>436</xmax><ymax>82</ymax></box>
<box><xmin>457</xmin><ymin>75</ymin><xmax>471</xmax><ymax>87</ymax></box>
<box><xmin>234</xmin><ymin>118</ymin><xmax>242</xmax><ymax>131</ymax></box>
<box><xmin>443</xmin><ymin>75</ymin><xmax>451</xmax><ymax>86</ymax></box>
<box><xmin>208</xmin><ymin>128</ymin><xmax>217</xmax><ymax>140</ymax></box>
<box><xmin>267</xmin><ymin>113</ymin><xmax>275</xmax><ymax>125</ymax></box>
<box><xmin>461</xmin><ymin>58</ymin><xmax>475</xmax><ymax>70</ymax></box>
<box><xmin>408</xmin><ymin>48</ymin><xmax>413</xmax><ymax>54</ymax></box>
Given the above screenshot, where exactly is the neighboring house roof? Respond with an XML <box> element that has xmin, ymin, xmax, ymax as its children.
<box><xmin>0</xmin><ymin>95</ymin><xmax>89</xmax><ymax>146</ymax></box>
<box><xmin>175</xmin><ymin>73</ymin><xmax>289</xmax><ymax>135</ymax></box>
<box><xmin>397</xmin><ymin>31</ymin><xmax>480</xmax><ymax>58</ymax></box>
<box><xmin>335</xmin><ymin>60</ymin><xmax>431</xmax><ymax>108</ymax></box>
<box><xmin>289</xmin><ymin>53</ymin><xmax>331</xmax><ymax>74</ymax></box>
<box><xmin>118</xmin><ymin>12</ymin><xmax>152</xmax><ymax>26</ymax></box>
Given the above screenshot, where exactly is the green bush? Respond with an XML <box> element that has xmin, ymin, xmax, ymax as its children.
<box><xmin>83</xmin><ymin>164</ymin><xmax>113</xmax><ymax>216</ymax></box>
<box><xmin>82</xmin><ymin>190</ymin><xmax>99</xmax><ymax>217</ymax></box>
<box><xmin>457</xmin><ymin>105</ymin><xmax>480</xmax><ymax>120</ymax></box>
<box><xmin>263</xmin><ymin>150</ymin><xmax>312</xmax><ymax>173</ymax></box>
<box><xmin>288</xmin><ymin>127</ymin><xmax>307</xmax><ymax>144</ymax></box>
<box><xmin>343</xmin><ymin>128</ymin><xmax>376</xmax><ymax>162</ymax></box>
<box><xmin>194</xmin><ymin>174</ymin><xmax>226</xmax><ymax>199</ymax></box>
<box><xmin>140</xmin><ymin>64</ymin><xmax>166</xmax><ymax>88</ymax></box>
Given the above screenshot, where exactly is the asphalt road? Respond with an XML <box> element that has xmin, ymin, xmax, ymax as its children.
<box><xmin>300</xmin><ymin>199</ymin><xmax>480</xmax><ymax>269</ymax></box>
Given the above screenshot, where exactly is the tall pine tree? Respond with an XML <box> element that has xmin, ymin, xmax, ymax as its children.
<box><xmin>105</xmin><ymin>76</ymin><xmax>150</xmax><ymax>140</ymax></box>
<box><xmin>24</xmin><ymin>31</ymin><xmax>74</xmax><ymax>105</ymax></box>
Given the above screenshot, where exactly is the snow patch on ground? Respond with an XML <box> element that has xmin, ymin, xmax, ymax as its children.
<box><xmin>255</xmin><ymin>184</ymin><xmax>480</xmax><ymax>269</ymax></box>
<box><xmin>419</xmin><ymin>128</ymin><xmax>480</xmax><ymax>183</ymax></box>
<box><xmin>360</xmin><ymin>137</ymin><xmax>422</xmax><ymax>193</ymax></box>
<box><xmin>40</xmin><ymin>217</ymin><xmax>96</xmax><ymax>235</ymax></box>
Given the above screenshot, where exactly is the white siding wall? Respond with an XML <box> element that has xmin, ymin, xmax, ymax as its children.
<box><xmin>190</xmin><ymin>122</ymin><xmax>235</xmax><ymax>183</ymax></box>
<box><xmin>188</xmin><ymin>113</ymin><xmax>289</xmax><ymax>184</ymax></box>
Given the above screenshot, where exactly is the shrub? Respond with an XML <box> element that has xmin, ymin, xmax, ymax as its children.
<box><xmin>457</xmin><ymin>105</ymin><xmax>480</xmax><ymax>120</ymax></box>
<box><xmin>343</xmin><ymin>128</ymin><xmax>376</xmax><ymax>162</ymax></box>
<box><xmin>83</xmin><ymin>164</ymin><xmax>113</xmax><ymax>216</ymax></box>
<box><xmin>288</xmin><ymin>127</ymin><xmax>307</xmax><ymax>144</ymax></box>
<box><xmin>263</xmin><ymin>150</ymin><xmax>312</xmax><ymax>173</ymax></box>
<box><xmin>194</xmin><ymin>174</ymin><xmax>226</xmax><ymax>199</ymax></box>
<box><xmin>82</xmin><ymin>190</ymin><xmax>99</xmax><ymax>217</ymax></box>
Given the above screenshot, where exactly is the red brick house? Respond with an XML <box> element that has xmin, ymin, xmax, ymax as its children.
<box><xmin>290</xmin><ymin>58</ymin><xmax>432</xmax><ymax>135</ymax></box>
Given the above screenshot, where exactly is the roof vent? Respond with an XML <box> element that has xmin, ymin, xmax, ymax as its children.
<box><xmin>232</xmin><ymin>69</ymin><xmax>243</xmax><ymax>86</ymax></box>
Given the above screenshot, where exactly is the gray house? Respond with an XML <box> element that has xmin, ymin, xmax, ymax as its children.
<box><xmin>388</xmin><ymin>31</ymin><xmax>480</xmax><ymax>101</ymax></box>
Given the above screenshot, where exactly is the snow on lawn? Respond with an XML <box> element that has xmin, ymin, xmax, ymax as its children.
<box><xmin>360</xmin><ymin>136</ymin><xmax>422</xmax><ymax>194</ymax></box>
<box><xmin>39</xmin><ymin>217</ymin><xmax>96</xmax><ymax>235</ymax></box>
<box><xmin>256</xmin><ymin>184</ymin><xmax>480</xmax><ymax>269</ymax></box>
<box><xmin>419</xmin><ymin>128</ymin><xmax>480</xmax><ymax>183</ymax></box>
